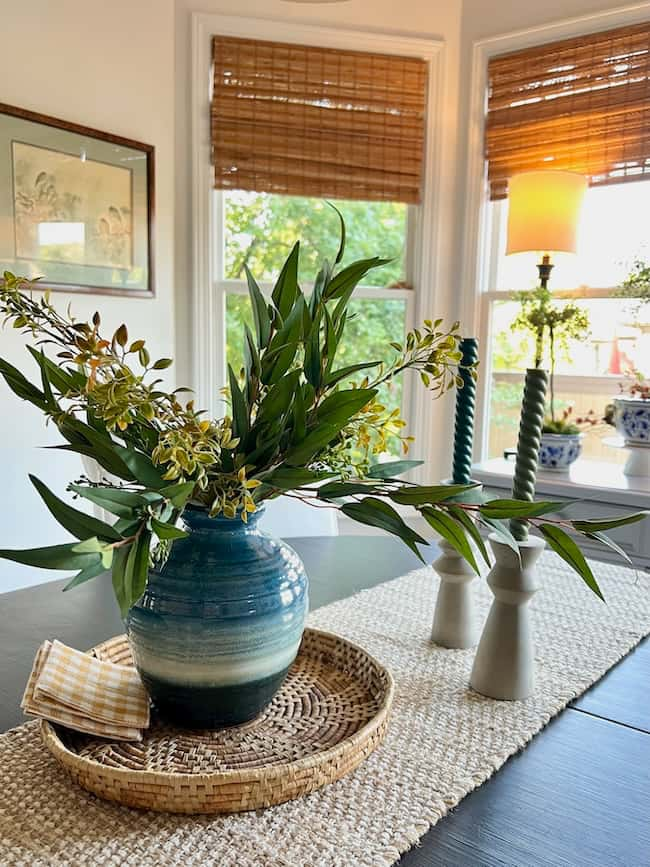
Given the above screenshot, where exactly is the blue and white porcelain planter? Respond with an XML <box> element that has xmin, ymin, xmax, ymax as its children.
<box><xmin>614</xmin><ymin>397</ymin><xmax>650</xmax><ymax>445</ymax></box>
<box><xmin>126</xmin><ymin>505</ymin><xmax>308</xmax><ymax>729</ymax></box>
<box><xmin>538</xmin><ymin>432</ymin><xmax>582</xmax><ymax>471</ymax></box>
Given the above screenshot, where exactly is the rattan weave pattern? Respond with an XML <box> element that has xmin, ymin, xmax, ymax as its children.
<box><xmin>1</xmin><ymin>553</ymin><xmax>649</xmax><ymax>866</ymax></box>
<box><xmin>40</xmin><ymin>628</ymin><xmax>392</xmax><ymax>813</ymax></box>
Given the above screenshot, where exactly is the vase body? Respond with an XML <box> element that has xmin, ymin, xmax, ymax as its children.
<box><xmin>126</xmin><ymin>505</ymin><xmax>308</xmax><ymax>729</ymax></box>
<box><xmin>538</xmin><ymin>432</ymin><xmax>582</xmax><ymax>471</ymax></box>
<box><xmin>469</xmin><ymin>534</ymin><xmax>545</xmax><ymax>701</ymax></box>
<box><xmin>614</xmin><ymin>397</ymin><xmax>650</xmax><ymax>445</ymax></box>
<box><xmin>431</xmin><ymin>539</ymin><xmax>479</xmax><ymax>649</ymax></box>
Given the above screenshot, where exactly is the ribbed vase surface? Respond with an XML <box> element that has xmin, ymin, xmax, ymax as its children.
<box><xmin>127</xmin><ymin>505</ymin><xmax>308</xmax><ymax>728</ymax></box>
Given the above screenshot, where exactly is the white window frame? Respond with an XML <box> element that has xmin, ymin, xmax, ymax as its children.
<box><xmin>459</xmin><ymin>1</ymin><xmax>650</xmax><ymax>464</ymax></box>
<box><xmin>190</xmin><ymin>12</ymin><xmax>445</xmax><ymax>469</ymax></box>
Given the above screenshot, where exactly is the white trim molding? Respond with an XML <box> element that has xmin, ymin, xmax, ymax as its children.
<box><xmin>190</xmin><ymin>12</ymin><xmax>445</xmax><ymax>461</ymax></box>
<box><xmin>459</xmin><ymin>1</ymin><xmax>650</xmax><ymax>463</ymax></box>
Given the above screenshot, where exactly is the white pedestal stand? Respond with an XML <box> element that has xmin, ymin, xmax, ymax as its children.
<box><xmin>603</xmin><ymin>437</ymin><xmax>650</xmax><ymax>478</ymax></box>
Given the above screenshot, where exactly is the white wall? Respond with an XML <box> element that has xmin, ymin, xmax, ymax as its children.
<box><xmin>1</xmin><ymin>0</ymin><xmax>176</xmax><ymax>590</ymax></box>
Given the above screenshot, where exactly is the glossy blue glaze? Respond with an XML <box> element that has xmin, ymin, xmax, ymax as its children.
<box><xmin>538</xmin><ymin>433</ymin><xmax>582</xmax><ymax>471</ymax></box>
<box><xmin>126</xmin><ymin>504</ymin><xmax>308</xmax><ymax>729</ymax></box>
<box><xmin>614</xmin><ymin>397</ymin><xmax>650</xmax><ymax>444</ymax></box>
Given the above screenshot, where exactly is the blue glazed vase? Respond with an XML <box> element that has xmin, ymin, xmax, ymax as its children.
<box><xmin>614</xmin><ymin>397</ymin><xmax>650</xmax><ymax>445</ymax></box>
<box><xmin>126</xmin><ymin>504</ymin><xmax>308</xmax><ymax>729</ymax></box>
<box><xmin>538</xmin><ymin>432</ymin><xmax>582</xmax><ymax>471</ymax></box>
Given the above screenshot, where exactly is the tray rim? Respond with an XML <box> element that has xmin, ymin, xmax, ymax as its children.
<box><xmin>40</xmin><ymin>626</ymin><xmax>394</xmax><ymax>787</ymax></box>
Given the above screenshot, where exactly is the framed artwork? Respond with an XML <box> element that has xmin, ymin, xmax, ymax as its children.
<box><xmin>0</xmin><ymin>103</ymin><xmax>154</xmax><ymax>296</ymax></box>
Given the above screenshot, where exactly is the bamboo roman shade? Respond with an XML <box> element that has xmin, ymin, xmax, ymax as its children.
<box><xmin>486</xmin><ymin>22</ymin><xmax>650</xmax><ymax>199</ymax></box>
<box><xmin>211</xmin><ymin>36</ymin><xmax>428</xmax><ymax>203</ymax></box>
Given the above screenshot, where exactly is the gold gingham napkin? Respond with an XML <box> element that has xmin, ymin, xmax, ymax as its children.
<box><xmin>21</xmin><ymin>639</ymin><xmax>150</xmax><ymax>741</ymax></box>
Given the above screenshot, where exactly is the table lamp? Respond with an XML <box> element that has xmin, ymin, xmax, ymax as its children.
<box><xmin>506</xmin><ymin>170</ymin><xmax>587</xmax><ymax>288</ymax></box>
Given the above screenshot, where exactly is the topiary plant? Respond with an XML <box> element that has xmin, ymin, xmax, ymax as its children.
<box><xmin>511</xmin><ymin>284</ymin><xmax>590</xmax><ymax>433</ymax></box>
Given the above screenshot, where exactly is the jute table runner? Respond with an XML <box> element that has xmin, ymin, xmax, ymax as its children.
<box><xmin>1</xmin><ymin>552</ymin><xmax>649</xmax><ymax>866</ymax></box>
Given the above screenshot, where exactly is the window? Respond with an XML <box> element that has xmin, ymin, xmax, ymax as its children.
<box><xmin>220</xmin><ymin>191</ymin><xmax>412</xmax><ymax>417</ymax></box>
<box><xmin>207</xmin><ymin>34</ymin><xmax>429</xmax><ymax>448</ymax></box>
<box><xmin>479</xmin><ymin>23</ymin><xmax>650</xmax><ymax>469</ymax></box>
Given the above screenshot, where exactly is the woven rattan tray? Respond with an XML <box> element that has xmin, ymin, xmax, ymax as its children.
<box><xmin>40</xmin><ymin>627</ymin><xmax>393</xmax><ymax>814</ymax></box>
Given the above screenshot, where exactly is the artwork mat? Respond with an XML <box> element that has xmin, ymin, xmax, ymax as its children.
<box><xmin>0</xmin><ymin>102</ymin><xmax>154</xmax><ymax>296</ymax></box>
<box><xmin>12</xmin><ymin>140</ymin><xmax>135</xmax><ymax>271</ymax></box>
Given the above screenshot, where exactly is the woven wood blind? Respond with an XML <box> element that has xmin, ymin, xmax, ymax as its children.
<box><xmin>486</xmin><ymin>22</ymin><xmax>650</xmax><ymax>200</ymax></box>
<box><xmin>211</xmin><ymin>36</ymin><xmax>428</xmax><ymax>204</ymax></box>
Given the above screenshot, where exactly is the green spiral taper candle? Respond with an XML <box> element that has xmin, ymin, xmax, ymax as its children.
<box><xmin>451</xmin><ymin>337</ymin><xmax>479</xmax><ymax>485</ymax></box>
<box><xmin>510</xmin><ymin>368</ymin><xmax>548</xmax><ymax>541</ymax></box>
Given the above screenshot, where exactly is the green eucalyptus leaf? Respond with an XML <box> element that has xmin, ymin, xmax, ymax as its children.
<box><xmin>243</xmin><ymin>323</ymin><xmax>261</xmax><ymax>401</ymax></box>
<box><xmin>256</xmin><ymin>370</ymin><xmax>300</xmax><ymax>427</ymax></box>
<box><xmin>244</xmin><ymin>266</ymin><xmax>271</xmax><ymax>349</ymax></box>
<box><xmin>304</xmin><ymin>310</ymin><xmax>322</xmax><ymax>388</ymax></box>
<box><xmin>262</xmin><ymin>295</ymin><xmax>305</xmax><ymax>384</ymax></box>
<box><xmin>159</xmin><ymin>481</ymin><xmax>195</xmax><ymax>509</ymax></box>
<box><xmin>228</xmin><ymin>364</ymin><xmax>249</xmax><ymax>440</ymax></box>
<box><xmin>124</xmin><ymin>531</ymin><xmax>151</xmax><ymax>611</ymax></box>
<box><xmin>26</xmin><ymin>345</ymin><xmax>85</xmax><ymax>394</ymax></box>
<box><xmin>316</xmin><ymin>388</ymin><xmax>377</xmax><ymax>428</ymax></box>
<box><xmin>30</xmin><ymin>475</ymin><xmax>122</xmax><ymax>542</ymax></box>
<box><xmin>323</xmin><ymin>305</ymin><xmax>338</xmax><ymax>372</ymax></box>
<box><xmin>367</xmin><ymin>460</ymin><xmax>424</xmax><ymax>480</ymax></box>
<box><xmin>325</xmin><ymin>360</ymin><xmax>381</xmax><ymax>388</ymax></box>
<box><xmin>151</xmin><ymin>518</ymin><xmax>188</xmax><ymax>541</ymax></box>
<box><xmin>111</xmin><ymin>444</ymin><xmax>167</xmax><ymax>489</ymax></box>
<box><xmin>111</xmin><ymin>545</ymin><xmax>130</xmax><ymax>618</ymax></box>
<box><xmin>421</xmin><ymin>507</ymin><xmax>480</xmax><ymax>575</ymax></box>
<box><xmin>479</xmin><ymin>516</ymin><xmax>521</xmax><ymax>558</ymax></box>
<box><xmin>309</xmin><ymin>260</ymin><xmax>331</xmax><ymax>316</ymax></box>
<box><xmin>389</xmin><ymin>484</ymin><xmax>478</xmax><ymax>506</ymax></box>
<box><xmin>69</xmin><ymin>484</ymin><xmax>150</xmax><ymax>519</ymax></box>
<box><xmin>284</xmin><ymin>424</ymin><xmax>340</xmax><ymax>466</ymax></box>
<box><xmin>318</xmin><ymin>480</ymin><xmax>384</xmax><ymax>499</ymax></box>
<box><xmin>63</xmin><ymin>559</ymin><xmax>107</xmax><ymax>591</ymax></box>
<box><xmin>571</xmin><ymin>512</ymin><xmax>649</xmax><ymax>533</ymax></box>
<box><xmin>271</xmin><ymin>241</ymin><xmax>300</xmax><ymax>318</ymax></box>
<box><xmin>56</xmin><ymin>417</ymin><xmax>135</xmax><ymax>481</ymax></box>
<box><xmin>341</xmin><ymin>497</ymin><xmax>426</xmax><ymax>560</ymax></box>
<box><xmin>539</xmin><ymin>524</ymin><xmax>605</xmax><ymax>601</ymax></box>
<box><xmin>479</xmin><ymin>499</ymin><xmax>568</xmax><ymax>519</ymax></box>
<box><xmin>323</xmin><ymin>257</ymin><xmax>392</xmax><ymax>301</ymax></box>
<box><xmin>582</xmin><ymin>530</ymin><xmax>633</xmax><ymax>566</ymax></box>
<box><xmin>71</xmin><ymin>537</ymin><xmax>105</xmax><ymax>554</ymax></box>
<box><xmin>446</xmin><ymin>505</ymin><xmax>491</xmax><ymax>568</ymax></box>
<box><xmin>328</xmin><ymin>201</ymin><xmax>346</xmax><ymax>266</ymax></box>
<box><xmin>35</xmin><ymin>350</ymin><xmax>56</xmax><ymax>408</ymax></box>
<box><xmin>0</xmin><ymin>357</ymin><xmax>48</xmax><ymax>411</ymax></box>
<box><xmin>263</xmin><ymin>467</ymin><xmax>334</xmax><ymax>491</ymax></box>
<box><xmin>290</xmin><ymin>383</ymin><xmax>307</xmax><ymax>445</ymax></box>
<box><xmin>0</xmin><ymin>542</ymin><xmax>101</xmax><ymax>571</ymax></box>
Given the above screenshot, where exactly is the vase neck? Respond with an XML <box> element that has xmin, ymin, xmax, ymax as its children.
<box><xmin>182</xmin><ymin>504</ymin><xmax>265</xmax><ymax>534</ymax></box>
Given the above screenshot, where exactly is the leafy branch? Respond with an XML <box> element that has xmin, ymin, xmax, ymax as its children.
<box><xmin>0</xmin><ymin>215</ymin><xmax>647</xmax><ymax>615</ymax></box>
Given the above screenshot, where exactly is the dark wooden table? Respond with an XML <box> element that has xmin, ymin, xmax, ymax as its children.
<box><xmin>1</xmin><ymin>536</ymin><xmax>648</xmax><ymax>866</ymax></box>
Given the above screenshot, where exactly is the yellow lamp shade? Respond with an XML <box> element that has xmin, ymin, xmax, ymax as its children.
<box><xmin>505</xmin><ymin>170</ymin><xmax>587</xmax><ymax>255</ymax></box>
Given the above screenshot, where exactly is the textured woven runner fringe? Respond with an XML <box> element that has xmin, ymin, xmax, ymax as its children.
<box><xmin>1</xmin><ymin>552</ymin><xmax>649</xmax><ymax>866</ymax></box>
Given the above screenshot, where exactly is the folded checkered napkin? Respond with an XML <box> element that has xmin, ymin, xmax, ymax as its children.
<box><xmin>21</xmin><ymin>640</ymin><xmax>150</xmax><ymax>741</ymax></box>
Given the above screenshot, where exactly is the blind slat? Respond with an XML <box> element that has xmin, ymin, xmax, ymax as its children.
<box><xmin>211</xmin><ymin>35</ymin><xmax>428</xmax><ymax>204</ymax></box>
<box><xmin>486</xmin><ymin>21</ymin><xmax>650</xmax><ymax>200</ymax></box>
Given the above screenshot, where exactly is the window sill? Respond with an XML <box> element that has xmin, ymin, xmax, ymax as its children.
<box><xmin>473</xmin><ymin>458</ymin><xmax>650</xmax><ymax>509</ymax></box>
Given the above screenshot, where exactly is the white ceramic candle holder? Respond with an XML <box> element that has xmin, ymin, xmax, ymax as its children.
<box><xmin>431</xmin><ymin>539</ymin><xmax>480</xmax><ymax>649</ymax></box>
<box><xmin>469</xmin><ymin>533</ymin><xmax>545</xmax><ymax>700</ymax></box>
